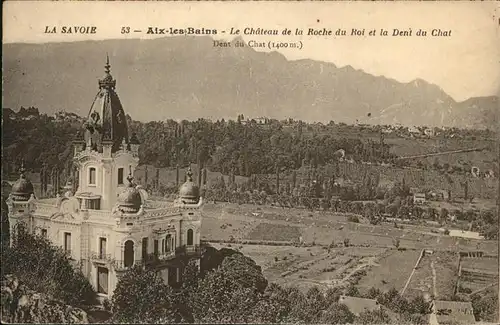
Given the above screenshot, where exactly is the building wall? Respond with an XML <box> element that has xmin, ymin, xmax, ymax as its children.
<box><xmin>16</xmin><ymin>206</ymin><xmax>201</xmax><ymax>299</ymax></box>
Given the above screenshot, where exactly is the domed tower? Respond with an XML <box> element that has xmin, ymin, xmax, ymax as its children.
<box><xmin>10</xmin><ymin>163</ymin><xmax>34</xmax><ymax>202</ymax></box>
<box><xmin>178</xmin><ymin>166</ymin><xmax>200</xmax><ymax>205</ymax></box>
<box><xmin>83</xmin><ymin>54</ymin><xmax>129</xmax><ymax>153</ymax></box>
<box><xmin>72</xmin><ymin>56</ymin><xmax>140</xmax><ymax>211</ymax></box>
<box><xmin>116</xmin><ymin>173</ymin><xmax>142</xmax><ymax>214</ymax></box>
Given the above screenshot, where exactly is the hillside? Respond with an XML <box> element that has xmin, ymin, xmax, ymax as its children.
<box><xmin>3</xmin><ymin>36</ymin><xmax>498</xmax><ymax>127</ymax></box>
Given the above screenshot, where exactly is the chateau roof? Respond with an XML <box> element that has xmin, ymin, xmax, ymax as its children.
<box><xmin>83</xmin><ymin>55</ymin><xmax>129</xmax><ymax>153</ymax></box>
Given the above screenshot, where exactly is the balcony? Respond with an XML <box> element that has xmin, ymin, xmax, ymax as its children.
<box><xmin>186</xmin><ymin>245</ymin><xmax>200</xmax><ymax>254</ymax></box>
<box><xmin>143</xmin><ymin>252</ymin><xmax>176</xmax><ymax>268</ymax></box>
<box><xmin>176</xmin><ymin>245</ymin><xmax>201</xmax><ymax>256</ymax></box>
<box><xmin>159</xmin><ymin>251</ymin><xmax>176</xmax><ymax>261</ymax></box>
<box><xmin>90</xmin><ymin>252</ymin><xmax>115</xmax><ymax>265</ymax></box>
<box><xmin>112</xmin><ymin>259</ymin><xmax>144</xmax><ymax>272</ymax></box>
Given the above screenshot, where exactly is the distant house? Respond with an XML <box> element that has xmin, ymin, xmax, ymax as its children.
<box><xmin>448</xmin><ymin>230</ymin><xmax>484</xmax><ymax>240</ymax></box>
<box><xmin>485</xmin><ymin>169</ymin><xmax>495</xmax><ymax>178</ymax></box>
<box><xmin>413</xmin><ymin>193</ymin><xmax>426</xmax><ymax>204</ymax></box>
<box><xmin>429</xmin><ymin>300</ymin><xmax>476</xmax><ymax>325</ymax></box>
<box><xmin>409</xmin><ymin>187</ymin><xmax>420</xmax><ymax>195</ymax></box>
<box><xmin>253</xmin><ymin>117</ymin><xmax>268</xmax><ymax>125</ymax></box>
<box><xmin>408</xmin><ymin>126</ymin><xmax>421</xmax><ymax>136</ymax></box>
<box><xmin>424</xmin><ymin>128</ymin><xmax>436</xmax><ymax>137</ymax></box>
<box><xmin>431</xmin><ymin>190</ymin><xmax>449</xmax><ymax>202</ymax></box>
<box><xmin>338</xmin><ymin>295</ymin><xmax>380</xmax><ymax>316</ymax></box>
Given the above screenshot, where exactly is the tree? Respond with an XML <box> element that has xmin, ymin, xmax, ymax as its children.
<box><xmin>305</xmin><ymin>286</ymin><xmax>327</xmax><ymax>322</ymax></box>
<box><xmin>177</xmin><ymin>260</ymin><xmax>201</xmax><ymax>322</ymax></box>
<box><xmin>393</xmin><ymin>238</ymin><xmax>400</xmax><ymax>249</ymax></box>
<box><xmin>325</xmin><ymin>287</ymin><xmax>342</xmax><ymax>305</ymax></box>
<box><xmin>250</xmin><ymin>283</ymin><xmax>291</xmax><ymax>323</ymax></box>
<box><xmin>366</xmin><ymin>287</ymin><xmax>382</xmax><ymax>299</ymax></box>
<box><xmin>219</xmin><ymin>252</ymin><xmax>268</xmax><ymax>293</ymax></box>
<box><xmin>4</xmin><ymin>223</ymin><xmax>96</xmax><ymax>306</ymax></box>
<box><xmin>320</xmin><ymin>303</ymin><xmax>355</xmax><ymax>324</ymax></box>
<box><xmin>285</xmin><ymin>286</ymin><xmax>309</xmax><ymax>323</ymax></box>
<box><xmin>191</xmin><ymin>267</ymin><xmax>259</xmax><ymax>323</ymax></box>
<box><xmin>1</xmin><ymin>197</ymin><xmax>10</xmax><ymax>249</ymax></box>
<box><xmin>378</xmin><ymin>288</ymin><xmax>410</xmax><ymax>314</ymax></box>
<box><xmin>111</xmin><ymin>265</ymin><xmax>179</xmax><ymax>323</ymax></box>
<box><xmin>409</xmin><ymin>295</ymin><xmax>431</xmax><ymax>314</ymax></box>
<box><xmin>345</xmin><ymin>284</ymin><xmax>360</xmax><ymax>297</ymax></box>
<box><xmin>471</xmin><ymin>292</ymin><xmax>498</xmax><ymax>322</ymax></box>
<box><xmin>356</xmin><ymin>308</ymin><xmax>390</xmax><ymax>324</ymax></box>
<box><xmin>440</xmin><ymin>208</ymin><xmax>449</xmax><ymax>222</ymax></box>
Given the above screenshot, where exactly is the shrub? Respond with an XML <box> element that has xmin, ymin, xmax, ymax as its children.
<box><xmin>112</xmin><ymin>265</ymin><xmax>180</xmax><ymax>323</ymax></box>
<box><xmin>348</xmin><ymin>215</ymin><xmax>360</xmax><ymax>223</ymax></box>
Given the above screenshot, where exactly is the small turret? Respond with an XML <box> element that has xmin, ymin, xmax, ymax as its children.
<box><xmin>178</xmin><ymin>166</ymin><xmax>200</xmax><ymax>204</ymax></box>
<box><xmin>11</xmin><ymin>162</ymin><xmax>34</xmax><ymax>201</ymax></box>
<box><xmin>116</xmin><ymin>173</ymin><xmax>142</xmax><ymax>213</ymax></box>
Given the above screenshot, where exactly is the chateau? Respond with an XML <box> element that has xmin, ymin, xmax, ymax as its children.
<box><xmin>6</xmin><ymin>57</ymin><xmax>203</xmax><ymax>299</ymax></box>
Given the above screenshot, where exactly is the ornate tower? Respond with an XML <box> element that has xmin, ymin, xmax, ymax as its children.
<box><xmin>7</xmin><ymin>162</ymin><xmax>36</xmax><ymax>242</ymax></box>
<box><xmin>72</xmin><ymin>56</ymin><xmax>140</xmax><ymax>211</ymax></box>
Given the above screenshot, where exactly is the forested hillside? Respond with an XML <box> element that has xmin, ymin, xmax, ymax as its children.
<box><xmin>2</xmin><ymin>109</ymin><xmax>392</xmax><ymax>178</ymax></box>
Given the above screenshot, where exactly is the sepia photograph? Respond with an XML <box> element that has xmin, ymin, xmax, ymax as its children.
<box><xmin>2</xmin><ymin>1</ymin><xmax>500</xmax><ymax>324</ymax></box>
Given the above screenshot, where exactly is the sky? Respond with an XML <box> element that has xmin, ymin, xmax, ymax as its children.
<box><xmin>3</xmin><ymin>1</ymin><xmax>500</xmax><ymax>102</ymax></box>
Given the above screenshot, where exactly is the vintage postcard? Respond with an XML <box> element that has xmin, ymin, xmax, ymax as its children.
<box><xmin>2</xmin><ymin>1</ymin><xmax>499</xmax><ymax>324</ymax></box>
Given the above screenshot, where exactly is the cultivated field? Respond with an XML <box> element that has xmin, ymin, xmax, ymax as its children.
<box><xmin>459</xmin><ymin>257</ymin><xmax>499</xmax><ymax>294</ymax></box>
<box><xmin>357</xmin><ymin>249</ymin><xmax>421</xmax><ymax>294</ymax></box>
<box><xmin>201</xmin><ymin>202</ymin><xmax>498</xmax><ymax>293</ymax></box>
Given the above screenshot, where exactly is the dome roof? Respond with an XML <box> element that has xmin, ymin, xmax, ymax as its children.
<box><xmin>179</xmin><ymin>167</ymin><xmax>200</xmax><ymax>204</ymax></box>
<box><xmin>11</xmin><ymin>164</ymin><xmax>34</xmax><ymax>201</ymax></box>
<box><xmin>83</xmin><ymin>55</ymin><xmax>129</xmax><ymax>153</ymax></box>
<box><xmin>117</xmin><ymin>174</ymin><xmax>142</xmax><ymax>213</ymax></box>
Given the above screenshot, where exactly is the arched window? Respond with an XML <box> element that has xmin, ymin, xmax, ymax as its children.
<box><xmin>166</xmin><ymin>234</ymin><xmax>172</xmax><ymax>252</ymax></box>
<box><xmin>117</xmin><ymin>168</ymin><xmax>124</xmax><ymax>185</ymax></box>
<box><xmin>89</xmin><ymin>167</ymin><xmax>96</xmax><ymax>185</ymax></box>
<box><xmin>124</xmin><ymin>240</ymin><xmax>135</xmax><ymax>267</ymax></box>
<box><xmin>187</xmin><ymin>229</ymin><xmax>194</xmax><ymax>246</ymax></box>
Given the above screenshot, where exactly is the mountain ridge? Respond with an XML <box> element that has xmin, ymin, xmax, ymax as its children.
<box><xmin>3</xmin><ymin>36</ymin><xmax>498</xmax><ymax>128</ymax></box>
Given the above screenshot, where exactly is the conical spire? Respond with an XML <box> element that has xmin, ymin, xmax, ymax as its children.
<box><xmin>186</xmin><ymin>165</ymin><xmax>193</xmax><ymax>182</ymax></box>
<box><xmin>19</xmin><ymin>161</ymin><xmax>26</xmax><ymax>179</ymax></box>
<box><xmin>98</xmin><ymin>54</ymin><xmax>116</xmax><ymax>89</ymax></box>
<box><xmin>127</xmin><ymin>166</ymin><xmax>135</xmax><ymax>187</ymax></box>
<box><xmin>63</xmin><ymin>178</ymin><xmax>73</xmax><ymax>190</ymax></box>
<box><xmin>105</xmin><ymin>53</ymin><xmax>111</xmax><ymax>74</ymax></box>
<box><xmin>127</xmin><ymin>173</ymin><xmax>135</xmax><ymax>187</ymax></box>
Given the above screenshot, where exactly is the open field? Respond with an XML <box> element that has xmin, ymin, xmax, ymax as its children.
<box><xmin>412</xmin><ymin>251</ymin><xmax>459</xmax><ymax>300</ymax></box>
<box><xmin>459</xmin><ymin>257</ymin><xmax>499</xmax><ymax>294</ymax></box>
<box><xmin>357</xmin><ymin>249</ymin><xmax>421</xmax><ymax>294</ymax></box>
<box><xmin>201</xmin><ymin>202</ymin><xmax>498</xmax><ymax>293</ymax></box>
<box><xmin>201</xmin><ymin>203</ymin><xmax>498</xmax><ymax>254</ymax></box>
<box><xmin>211</xmin><ymin>242</ymin><xmax>388</xmax><ymax>292</ymax></box>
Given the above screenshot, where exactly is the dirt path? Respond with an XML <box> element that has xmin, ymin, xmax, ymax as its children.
<box><xmin>431</xmin><ymin>261</ymin><xmax>438</xmax><ymax>298</ymax></box>
<box><xmin>400</xmin><ymin>249</ymin><xmax>425</xmax><ymax>295</ymax></box>
<box><xmin>335</xmin><ymin>256</ymin><xmax>379</xmax><ymax>287</ymax></box>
